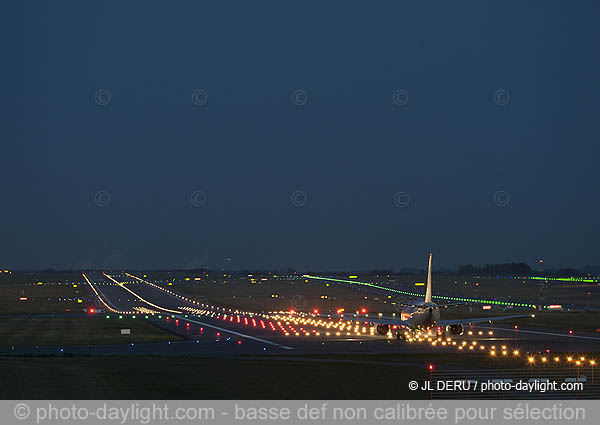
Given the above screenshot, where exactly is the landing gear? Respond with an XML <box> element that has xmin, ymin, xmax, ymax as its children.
<box><xmin>376</xmin><ymin>324</ymin><xmax>390</xmax><ymax>335</ymax></box>
<box><xmin>399</xmin><ymin>327</ymin><xmax>413</xmax><ymax>341</ymax></box>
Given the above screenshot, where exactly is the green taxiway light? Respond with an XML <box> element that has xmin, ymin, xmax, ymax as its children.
<box><xmin>529</xmin><ymin>276</ymin><xmax>597</xmax><ymax>283</ymax></box>
<box><xmin>303</xmin><ymin>275</ymin><xmax>536</xmax><ymax>308</ymax></box>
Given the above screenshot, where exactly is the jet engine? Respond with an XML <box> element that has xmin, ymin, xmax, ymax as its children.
<box><xmin>376</xmin><ymin>324</ymin><xmax>390</xmax><ymax>335</ymax></box>
<box><xmin>446</xmin><ymin>324</ymin><xmax>464</xmax><ymax>336</ymax></box>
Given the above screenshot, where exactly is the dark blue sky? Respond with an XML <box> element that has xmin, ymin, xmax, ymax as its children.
<box><xmin>3</xmin><ymin>1</ymin><xmax>599</xmax><ymax>270</ymax></box>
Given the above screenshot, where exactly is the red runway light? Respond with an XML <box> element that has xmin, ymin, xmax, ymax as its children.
<box><xmin>428</xmin><ymin>364</ymin><xmax>434</xmax><ymax>371</ymax></box>
<box><xmin>514</xmin><ymin>325</ymin><xmax>518</xmax><ymax>329</ymax></box>
<box><xmin>313</xmin><ymin>309</ymin><xmax>319</xmax><ymax>315</ymax></box>
<box><xmin>89</xmin><ymin>308</ymin><xmax>95</xmax><ymax>314</ymax></box>
<box><xmin>569</xmin><ymin>330</ymin><xmax>573</xmax><ymax>334</ymax></box>
<box><xmin>237</xmin><ymin>340</ymin><xmax>242</xmax><ymax>345</ymax></box>
<box><xmin>360</xmin><ymin>308</ymin><xmax>367</xmax><ymax>314</ymax></box>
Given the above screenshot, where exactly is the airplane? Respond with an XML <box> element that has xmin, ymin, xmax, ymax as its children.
<box><xmin>323</xmin><ymin>253</ymin><xmax>531</xmax><ymax>340</ymax></box>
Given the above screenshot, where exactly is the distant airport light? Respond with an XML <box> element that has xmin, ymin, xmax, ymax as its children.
<box><xmin>482</xmin><ymin>305</ymin><xmax>492</xmax><ymax>310</ymax></box>
<box><xmin>360</xmin><ymin>308</ymin><xmax>367</xmax><ymax>314</ymax></box>
<box><xmin>19</xmin><ymin>297</ymin><xmax>27</xmax><ymax>301</ymax></box>
<box><xmin>428</xmin><ymin>363</ymin><xmax>434</xmax><ymax>371</ymax></box>
<box><xmin>569</xmin><ymin>330</ymin><xmax>573</xmax><ymax>335</ymax></box>
<box><xmin>313</xmin><ymin>309</ymin><xmax>319</xmax><ymax>315</ymax></box>
<box><xmin>89</xmin><ymin>308</ymin><xmax>95</xmax><ymax>314</ymax></box>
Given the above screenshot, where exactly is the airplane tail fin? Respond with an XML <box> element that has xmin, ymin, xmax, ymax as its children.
<box><xmin>425</xmin><ymin>253</ymin><xmax>432</xmax><ymax>303</ymax></box>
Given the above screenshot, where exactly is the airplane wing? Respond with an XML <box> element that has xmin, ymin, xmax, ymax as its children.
<box><xmin>438</xmin><ymin>314</ymin><xmax>532</xmax><ymax>326</ymax></box>
<box><xmin>436</xmin><ymin>302</ymin><xmax>466</xmax><ymax>308</ymax></box>
<box><xmin>323</xmin><ymin>313</ymin><xmax>409</xmax><ymax>325</ymax></box>
<box><xmin>319</xmin><ymin>313</ymin><xmax>531</xmax><ymax>327</ymax></box>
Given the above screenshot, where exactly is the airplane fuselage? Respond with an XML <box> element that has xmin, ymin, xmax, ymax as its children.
<box><xmin>403</xmin><ymin>302</ymin><xmax>440</xmax><ymax>330</ymax></box>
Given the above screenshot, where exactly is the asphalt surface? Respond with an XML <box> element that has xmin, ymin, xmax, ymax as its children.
<box><xmin>5</xmin><ymin>271</ymin><xmax>599</xmax><ymax>358</ymax></box>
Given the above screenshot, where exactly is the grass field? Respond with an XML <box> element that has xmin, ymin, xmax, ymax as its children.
<box><xmin>429</xmin><ymin>275</ymin><xmax>598</xmax><ymax>308</ymax></box>
<box><xmin>0</xmin><ymin>318</ymin><xmax>181</xmax><ymax>347</ymax></box>
<box><xmin>509</xmin><ymin>311</ymin><xmax>600</xmax><ymax>332</ymax></box>
<box><xmin>0</xmin><ymin>282</ymin><xmax>89</xmax><ymax>314</ymax></box>
<box><xmin>167</xmin><ymin>278</ymin><xmax>380</xmax><ymax>313</ymax></box>
<box><xmin>0</xmin><ymin>354</ymin><xmax>431</xmax><ymax>399</ymax></box>
<box><xmin>1</xmin><ymin>351</ymin><xmax>595</xmax><ymax>399</ymax></box>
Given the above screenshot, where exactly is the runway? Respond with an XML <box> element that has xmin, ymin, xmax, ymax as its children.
<box><xmin>72</xmin><ymin>271</ymin><xmax>600</xmax><ymax>358</ymax></box>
